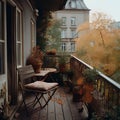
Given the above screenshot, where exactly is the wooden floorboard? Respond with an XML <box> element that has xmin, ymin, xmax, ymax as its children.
<box><xmin>14</xmin><ymin>87</ymin><xmax>88</xmax><ymax>120</ymax></box>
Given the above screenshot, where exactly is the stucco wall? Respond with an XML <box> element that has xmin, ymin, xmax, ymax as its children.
<box><xmin>54</xmin><ymin>10</ymin><xmax>89</xmax><ymax>38</ymax></box>
<box><xmin>21</xmin><ymin>0</ymin><xmax>36</xmax><ymax>65</ymax></box>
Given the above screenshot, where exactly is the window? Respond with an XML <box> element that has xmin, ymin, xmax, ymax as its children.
<box><xmin>62</xmin><ymin>17</ymin><xmax>66</xmax><ymax>25</ymax></box>
<box><xmin>71</xmin><ymin>29</ymin><xmax>76</xmax><ymax>38</ymax></box>
<box><xmin>0</xmin><ymin>1</ymin><xmax>5</xmax><ymax>74</ymax></box>
<box><xmin>61</xmin><ymin>29</ymin><xmax>66</xmax><ymax>38</ymax></box>
<box><xmin>61</xmin><ymin>42</ymin><xmax>66</xmax><ymax>52</ymax></box>
<box><xmin>16</xmin><ymin>8</ymin><xmax>23</xmax><ymax>67</ymax></box>
<box><xmin>31</xmin><ymin>19</ymin><xmax>36</xmax><ymax>48</ymax></box>
<box><xmin>71</xmin><ymin>17</ymin><xmax>76</xmax><ymax>26</ymax></box>
<box><xmin>70</xmin><ymin>42</ymin><xmax>75</xmax><ymax>52</ymax></box>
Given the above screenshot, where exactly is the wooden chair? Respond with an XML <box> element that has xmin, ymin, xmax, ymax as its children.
<box><xmin>17</xmin><ymin>65</ymin><xmax>59</xmax><ymax>114</ymax></box>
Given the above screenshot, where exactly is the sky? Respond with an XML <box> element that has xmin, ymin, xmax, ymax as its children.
<box><xmin>84</xmin><ymin>0</ymin><xmax>120</xmax><ymax>22</ymax></box>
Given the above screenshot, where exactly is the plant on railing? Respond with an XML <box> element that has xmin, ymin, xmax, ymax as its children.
<box><xmin>82</xmin><ymin>68</ymin><xmax>99</xmax><ymax>119</ymax></box>
<box><xmin>106</xmin><ymin>105</ymin><xmax>120</xmax><ymax>120</ymax></box>
<box><xmin>83</xmin><ymin>68</ymin><xmax>99</xmax><ymax>85</ymax></box>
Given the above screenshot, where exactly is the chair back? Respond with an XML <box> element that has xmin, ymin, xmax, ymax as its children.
<box><xmin>18</xmin><ymin>65</ymin><xmax>35</xmax><ymax>89</ymax></box>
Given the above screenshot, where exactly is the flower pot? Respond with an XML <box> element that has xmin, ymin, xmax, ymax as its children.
<box><xmin>33</xmin><ymin>63</ymin><xmax>42</xmax><ymax>73</ymax></box>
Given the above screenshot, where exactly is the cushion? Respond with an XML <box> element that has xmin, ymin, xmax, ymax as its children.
<box><xmin>24</xmin><ymin>81</ymin><xmax>58</xmax><ymax>91</ymax></box>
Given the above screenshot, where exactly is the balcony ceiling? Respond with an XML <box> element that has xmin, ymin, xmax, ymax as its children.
<box><xmin>29</xmin><ymin>0</ymin><xmax>67</xmax><ymax>11</ymax></box>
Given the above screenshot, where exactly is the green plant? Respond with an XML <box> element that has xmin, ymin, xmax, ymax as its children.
<box><xmin>83</xmin><ymin>68</ymin><xmax>99</xmax><ymax>84</ymax></box>
<box><xmin>58</xmin><ymin>55</ymin><xmax>69</xmax><ymax>73</ymax></box>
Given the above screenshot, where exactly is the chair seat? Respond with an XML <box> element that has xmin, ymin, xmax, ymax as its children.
<box><xmin>25</xmin><ymin>81</ymin><xmax>58</xmax><ymax>91</ymax></box>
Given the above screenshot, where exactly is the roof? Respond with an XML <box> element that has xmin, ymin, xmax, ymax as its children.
<box><xmin>29</xmin><ymin>0</ymin><xmax>67</xmax><ymax>11</ymax></box>
<box><xmin>65</xmin><ymin>0</ymin><xmax>89</xmax><ymax>10</ymax></box>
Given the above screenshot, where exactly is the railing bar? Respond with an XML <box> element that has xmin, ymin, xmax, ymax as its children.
<box><xmin>71</xmin><ymin>55</ymin><xmax>120</xmax><ymax>89</ymax></box>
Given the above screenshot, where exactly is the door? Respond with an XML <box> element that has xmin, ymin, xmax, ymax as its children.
<box><xmin>7</xmin><ymin>2</ymin><xmax>17</xmax><ymax>105</ymax></box>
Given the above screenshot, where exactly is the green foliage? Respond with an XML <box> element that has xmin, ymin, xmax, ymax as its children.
<box><xmin>83</xmin><ymin>68</ymin><xmax>99</xmax><ymax>84</ymax></box>
<box><xmin>36</xmin><ymin>11</ymin><xmax>53</xmax><ymax>50</ymax></box>
<box><xmin>46</xmin><ymin>19</ymin><xmax>61</xmax><ymax>52</ymax></box>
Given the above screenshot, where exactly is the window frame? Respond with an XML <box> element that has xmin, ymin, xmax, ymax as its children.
<box><xmin>30</xmin><ymin>19</ymin><xmax>36</xmax><ymax>48</ymax></box>
<box><xmin>70</xmin><ymin>42</ymin><xmax>75</xmax><ymax>52</ymax></box>
<box><xmin>71</xmin><ymin>17</ymin><xmax>76</xmax><ymax>26</ymax></box>
<box><xmin>0</xmin><ymin>0</ymin><xmax>5</xmax><ymax>75</ymax></box>
<box><xmin>16</xmin><ymin>7</ymin><xmax>23</xmax><ymax>67</ymax></box>
<box><xmin>61</xmin><ymin>42</ymin><xmax>66</xmax><ymax>52</ymax></box>
<box><xmin>71</xmin><ymin>29</ymin><xmax>76</xmax><ymax>38</ymax></box>
<box><xmin>62</xmin><ymin>17</ymin><xmax>66</xmax><ymax>26</ymax></box>
<box><xmin>61</xmin><ymin>29</ymin><xmax>67</xmax><ymax>38</ymax></box>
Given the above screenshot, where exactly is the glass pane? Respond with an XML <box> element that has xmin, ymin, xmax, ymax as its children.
<box><xmin>16</xmin><ymin>43</ymin><xmax>21</xmax><ymax>66</ymax></box>
<box><xmin>62</xmin><ymin>17</ymin><xmax>66</xmax><ymax>25</ymax></box>
<box><xmin>0</xmin><ymin>43</ymin><xmax>5</xmax><ymax>74</ymax></box>
<box><xmin>31</xmin><ymin>20</ymin><xmax>35</xmax><ymax>48</ymax></box>
<box><xmin>71</xmin><ymin>17</ymin><xmax>76</xmax><ymax>25</ymax></box>
<box><xmin>17</xmin><ymin>11</ymin><xmax>20</xmax><ymax>41</ymax></box>
<box><xmin>0</xmin><ymin>1</ymin><xmax>3</xmax><ymax>39</ymax></box>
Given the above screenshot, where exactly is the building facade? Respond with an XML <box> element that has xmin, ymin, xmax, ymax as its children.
<box><xmin>53</xmin><ymin>0</ymin><xmax>90</xmax><ymax>53</ymax></box>
<box><xmin>0</xmin><ymin>0</ymin><xmax>66</xmax><ymax>118</ymax></box>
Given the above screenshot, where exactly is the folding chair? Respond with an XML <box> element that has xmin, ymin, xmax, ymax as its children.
<box><xmin>17</xmin><ymin>65</ymin><xmax>59</xmax><ymax>114</ymax></box>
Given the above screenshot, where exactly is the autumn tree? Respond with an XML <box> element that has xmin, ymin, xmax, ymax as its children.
<box><xmin>45</xmin><ymin>19</ymin><xmax>61</xmax><ymax>52</ymax></box>
<box><xmin>75</xmin><ymin>12</ymin><xmax>120</xmax><ymax>83</ymax></box>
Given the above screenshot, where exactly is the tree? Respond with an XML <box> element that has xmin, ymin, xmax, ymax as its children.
<box><xmin>75</xmin><ymin>12</ymin><xmax>120</xmax><ymax>83</ymax></box>
<box><xmin>45</xmin><ymin>19</ymin><xmax>61</xmax><ymax>52</ymax></box>
<box><xmin>36</xmin><ymin>11</ymin><xmax>53</xmax><ymax>50</ymax></box>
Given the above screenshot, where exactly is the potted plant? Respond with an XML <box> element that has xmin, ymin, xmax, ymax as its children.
<box><xmin>46</xmin><ymin>48</ymin><xmax>56</xmax><ymax>55</ymax></box>
<box><xmin>82</xmin><ymin>68</ymin><xmax>99</xmax><ymax>118</ymax></box>
<box><xmin>27</xmin><ymin>46</ymin><xmax>44</xmax><ymax>73</ymax></box>
<box><xmin>83</xmin><ymin>68</ymin><xmax>99</xmax><ymax>85</ymax></box>
<box><xmin>58</xmin><ymin>56</ymin><xmax>67</xmax><ymax>73</ymax></box>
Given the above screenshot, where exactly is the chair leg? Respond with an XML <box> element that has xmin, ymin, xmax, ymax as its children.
<box><xmin>42</xmin><ymin>89</ymin><xmax>57</xmax><ymax>108</ymax></box>
<box><xmin>32</xmin><ymin>89</ymin><xmax>57</xmax><ymax>109</ymax></box>
<box><xmin>33</xmin><ymin>93</ymin><xmax>43</xmax><ymax>108</ymax></box>
<box><xmin>22</xmin><ymin>93</ymin><xmax>29</xmax><ymax>116</ymax></box>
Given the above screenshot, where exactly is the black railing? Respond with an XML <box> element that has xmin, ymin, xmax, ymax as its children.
<box><xmin>70</xmin><ymin>55</ymin><xmax>120</xmax><ymax>118</ymax></box>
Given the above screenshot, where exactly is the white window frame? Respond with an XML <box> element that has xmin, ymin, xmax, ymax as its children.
<box><xmin>70</xmin><ymin>42</ymin><xmax>75</xmax><ymax>52</ymax></box>
<box><xmin>61</xmin><ymin>42</ymin><xmax>66</xmax><ymax>52</ymax></box>
<box><xmin>0</xmin><ymin>0</ymin><xmax>5</xmax><ymax>75</ymax></box>
<box><xmin>61</xmin><ymin>29</ymin><xmax>66</xmax><ymax>38</ymax></box>
<box><xmin>62</xmin><ymin>17</ymin><xmax>66</xmax><ymax>26</ymax></box>
<box><xmin>30</xmin><ymin>19</ymin><xmax>36</xmax><ymax>48</ymax></box>
<box><xmin>71</xmin><ymin>29</ymin><xmax>76</xmax><ymax>38</ymax></box>
<box><xmin>71</xmin><ymin>17</ymin><xmax>76</xmax><ymax>26</ymax></box>
<box><xmin>16</xmin><ymin>8</ymin><xmax>23</xmax><ymax>67</ymax></box>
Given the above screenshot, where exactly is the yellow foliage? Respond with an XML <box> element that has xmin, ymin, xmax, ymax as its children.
<box><xmin>76</xmin><ymin>12</ymin><xmax>120</xmax><ymax>76</ymax></box>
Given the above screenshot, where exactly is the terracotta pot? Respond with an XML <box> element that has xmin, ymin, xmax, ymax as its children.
<box><xmin>33</xmin><ymin>63</ymin><xmax>42</xmax><ymax>73</ymax></box>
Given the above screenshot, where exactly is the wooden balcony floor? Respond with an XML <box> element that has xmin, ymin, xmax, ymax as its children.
<box><xmin>14</xmin><ymin>87</ymin><xmax>88</xmax><ymax>120</ymax></box>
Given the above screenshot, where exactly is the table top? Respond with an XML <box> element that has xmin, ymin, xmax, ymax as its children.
<box><xmin>34</xmin><ymin>68</ymin><xmax>57</xmax><ymax>77</ymax></box>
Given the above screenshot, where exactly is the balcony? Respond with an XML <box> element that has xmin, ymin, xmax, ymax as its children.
<box><xmin>13</xmin><ymin>55</ymin><xmax>120</xmax><ymax>119</ymax></box>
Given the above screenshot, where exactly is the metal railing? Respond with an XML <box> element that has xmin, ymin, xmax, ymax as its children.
<box><xmin>44</xmin><ymin>54</ymin><xmax>120</xmax><ymax>118</ymax></box>
<box><xmin>70</xmin><ymin>55</ymin><xmax>120</xmax><ymax>118</ymax></box>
